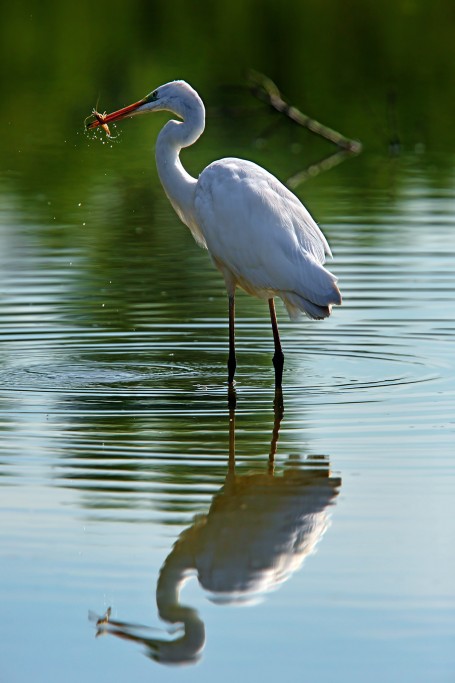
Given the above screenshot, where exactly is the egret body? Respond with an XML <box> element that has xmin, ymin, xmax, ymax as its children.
<box><xmin>87</xmin><ymin>80</ymin><xmax>342</xmax><ymax>388</ymax></box>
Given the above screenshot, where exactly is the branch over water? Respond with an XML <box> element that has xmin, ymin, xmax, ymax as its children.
<box><xmin>248</xmin><ymin>70</ymin><xmax>362</xmax><ymax>155</ymax></box>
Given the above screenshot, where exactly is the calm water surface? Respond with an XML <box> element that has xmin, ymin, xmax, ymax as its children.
<box><xmin>1</xmin><ymin>145</ymin><xmax>454</xmax><ymax>682</ymax></box>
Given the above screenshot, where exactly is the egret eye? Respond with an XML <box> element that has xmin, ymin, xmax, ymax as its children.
<box><xmin>144</xmin><ymin>90</ymin><xmax>159</xmax><ymax>103</ymax></box>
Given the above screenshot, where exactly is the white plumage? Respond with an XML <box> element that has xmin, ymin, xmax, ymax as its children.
<box><xmin>195</xmin><ymin>158</ymin><xmax>340</xmax><ymax>320</ymax></box>
<box><xmin>88</xmin><ymin>80</ymin><xmax>342</xmax><ymax>388</ymax></box>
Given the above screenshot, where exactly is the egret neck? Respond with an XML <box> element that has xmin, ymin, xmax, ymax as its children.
<box><xmin>155</xmin><ymin>101</ymin><xmax>205</xmax><ymax>237</ymax></box>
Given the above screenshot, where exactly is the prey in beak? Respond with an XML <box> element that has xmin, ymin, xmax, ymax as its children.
<box><xmin>90</xmin><ymin>110</ymin><xmax>112</xmax><ymax>138</ymax></box>
<box><xmin>86</xmin><ymin>96</ymin><xmax>150</xmax><ymax>135</ymax></box>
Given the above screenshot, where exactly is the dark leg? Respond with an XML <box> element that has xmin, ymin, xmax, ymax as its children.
<box><xmin>228</xmin><ymin>294</ymin><xmax>237</xmax><ymax>386</ymax></box>
<box><xmin>268</xmin><ymin>298</ymin><xmax>284</xmax><ymax>389</ymax></box>
<box><xmin>228</xmin><ymin>383</ymin><xmax>237</xmax><ymax>409</ymax></box>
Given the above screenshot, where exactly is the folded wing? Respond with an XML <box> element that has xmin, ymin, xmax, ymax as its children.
<box><xmin>194</xmin><ymin>158</ymin><xmax>341</xmax><ymax>319</ymax></box>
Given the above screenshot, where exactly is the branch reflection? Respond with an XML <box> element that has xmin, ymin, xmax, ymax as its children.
<box><xmin>91</xmin><ymin>403</ymin><xmax>341</xmax><ymax>666</ymax></box>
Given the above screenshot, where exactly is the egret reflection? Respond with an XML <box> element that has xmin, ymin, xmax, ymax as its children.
<box><xmin>91</xmin><ymin>404</ymin><xmax>341</xmax><ymax>665</ymax></box>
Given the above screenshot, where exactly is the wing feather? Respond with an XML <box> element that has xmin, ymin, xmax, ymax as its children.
<box><xmin>194</xmin><ymin>158</ymin><xmax>340</xmax><ymax>316</ymax></box>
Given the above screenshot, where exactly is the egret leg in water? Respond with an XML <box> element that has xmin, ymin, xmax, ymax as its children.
<box><xmin>269</xmin><ymin>298</ymin><xmax>284</xmax><ymax>388</ymax></box>
<box><xmin>87</xmin><ymin>81</ymin><xmax>342</xmax><ymax>388</ymax></box>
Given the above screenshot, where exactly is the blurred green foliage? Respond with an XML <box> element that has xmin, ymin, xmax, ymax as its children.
<box><xmin>2</xmin><ymin>0</ymin><xmax>455</xmax><ymax>153</ymax></box>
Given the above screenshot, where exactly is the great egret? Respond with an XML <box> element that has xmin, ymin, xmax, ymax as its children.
<box><xmin>87</xmin><ymin>80</ymin><xmax>342</xmax><ymax>388</ymax></box>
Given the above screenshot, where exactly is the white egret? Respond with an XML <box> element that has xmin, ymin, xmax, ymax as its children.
<box><xmin>87</xmin><ymin>80</ymin><xmax>342</xmax><ymax>388</ymax></box>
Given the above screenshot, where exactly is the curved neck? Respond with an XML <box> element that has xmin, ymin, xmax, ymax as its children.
<box><xmin>152</xmin><ymin>541</ymin><xmax>205</xmax><ymax>664</ymax></box>
<box><xmin>155</xmin><ymin>102</ymin><xmax>205</xmax><ymax>229</ymax></box>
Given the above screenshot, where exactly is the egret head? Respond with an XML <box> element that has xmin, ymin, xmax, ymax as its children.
<box><xmin>86</xmin><ymin>80</ymin><xmax>203</xmax><ymax>130</ymax></box>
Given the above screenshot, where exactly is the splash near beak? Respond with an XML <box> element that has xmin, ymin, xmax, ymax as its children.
<box><xmin>86</xmin><ymin>98</ymin><xmax>146</xmax><ymax>130</ymax></box>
